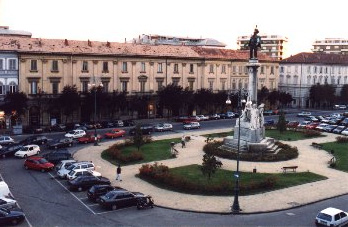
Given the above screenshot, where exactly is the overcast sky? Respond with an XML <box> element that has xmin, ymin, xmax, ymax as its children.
<box><xmin>1</xmin><ymin>0</ymin><xmax>347</xmax><ymax>57</ymax></box>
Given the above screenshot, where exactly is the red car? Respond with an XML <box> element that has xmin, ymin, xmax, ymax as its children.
<box><xmin>24</xmin><ymin>156</ymin><xmax>54</xmax><ymax>172</ymax></box>
<box><xmin>104</xmin><ymin>129</ymin><xmax>126</xmax><ymax>139</ymax></box>
<box><xmin>305</xmin><ymin>122</ymin><xmax>320</xmax><ymax>130</ymax></box>
<box><xmin>78</xmin><ymin>134</ymin><xmax>103</xmax><ymax>144</ymax></box>
<box><xmin>286</xmin><ymin>121</ymin><xmax>299</xmax><ymax>128</ymax></box>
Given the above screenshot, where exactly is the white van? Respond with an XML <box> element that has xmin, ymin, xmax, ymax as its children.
<box><xmin>0</xmin><ymin>181</ymin><xmax>11</xmax><ymax>198</ymax></box>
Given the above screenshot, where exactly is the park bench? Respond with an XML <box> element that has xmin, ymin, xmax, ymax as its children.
<box><xmin>311</xmin><ymin>142</ymin><xmax>323</xmax><ymax>149</ymax></box>
<box><xmin>281</xmin><ymin>166</ymin><xmax>298</xmax><ymax>173</ymax></box>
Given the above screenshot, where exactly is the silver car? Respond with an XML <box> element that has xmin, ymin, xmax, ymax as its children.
<box><xmin>154</xmin><ymin>123</ymin><xmax>173</xmax><ymax>132</ymax></box>
<box><xmin>0</xmin><ymin>136</ymin><xmax>14</xmax><ymax>146</ymax></box>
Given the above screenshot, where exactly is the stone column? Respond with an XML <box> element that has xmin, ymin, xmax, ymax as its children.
<box><xmin>246</xmin><ymin>59</ymin><xmax>261</xmax><ymax>104</ymax></box>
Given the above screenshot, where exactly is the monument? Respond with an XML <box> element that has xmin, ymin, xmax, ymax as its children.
<box><xmin>223</xmin><ymin>26</ymin><xmax>276</xmax><ymax>153</ymax></box>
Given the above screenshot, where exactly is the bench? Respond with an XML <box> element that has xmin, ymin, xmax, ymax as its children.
<box><xmin>281</xmin><ymin>166</ymin><xmax>298</xmax><ymax>173</ymax></box>
<box><xmin>311</xmin><ymin>142</ymin><xmax>323</xmax><ymax>149</ymax></box>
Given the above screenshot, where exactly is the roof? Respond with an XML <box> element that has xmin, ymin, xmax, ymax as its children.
<box><xmin>281</xmin><ymin>52</ymin><xmax>348</xmax><ymax>64</ymax></box>
<box><xmin>319</xmin><ymin>207</ymin><xmax>344</xmax><ymax>216</ymax></box>
<box><xmin>0</xmin><ymin>36</ymin><xmax>275</xmax><ymax>62</ymax></box>
<box><xmin>0</xmin><ymin>27</ymin><xmax>32</xmax><ymax>37</ymax></box>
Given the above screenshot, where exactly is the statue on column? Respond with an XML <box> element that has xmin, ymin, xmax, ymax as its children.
<box><xmin>247</xmin><ymin>26</ymin><xmax>261</xmax><ymax>59</ymax></box>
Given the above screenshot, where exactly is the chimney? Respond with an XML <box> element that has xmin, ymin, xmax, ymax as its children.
<box><xmin>64</xmin><ymin>39</ymin><xmax>69</xmax><ymax>46</ymax></box>
<box><xmin>124</xmin><ymin>38</ymin><xmax>126</xmax><ymax>43</ymax></box>
<box><xmin>106</xmin><ymin>41</ymin><xmax>111</xmax><ymax>47</ymax></box>
<box><xmin>88</xmin><ymin>39</ymin><xmax>92</xmax><ymax>47</ymax></box>
<box><xmin>38</xmin><ymin>38</ymin><xmax>42</xmax><ymax>46</ymax></box>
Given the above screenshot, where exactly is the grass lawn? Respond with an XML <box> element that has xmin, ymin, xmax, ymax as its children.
<box><xmin>101</xmin><ymin>138</ymin><xmax>181</xmax><ymax>166</ymax></box>
<box><xmin>322</xmin><ymin>142</ymin><xmax>348</xmax><ymax>172</ymax></box>
<box><xmin>139</xmin><ymin>164</ymin><xmax>327</xmax><ymax>196</ymax></box>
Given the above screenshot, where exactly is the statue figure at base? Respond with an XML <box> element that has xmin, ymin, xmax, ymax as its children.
<box><xmin>247</xmin><ymin>26</ymin><xmax>261</xmax><ymax>60</ymax></box>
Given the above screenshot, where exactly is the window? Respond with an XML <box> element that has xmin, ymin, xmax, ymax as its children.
<box><xmin>238</xmin><ymin>79</ymin><xmax>242</xmax><ymax>89</ymax></box>
<box><xmin>102</xmin><ymin>82</ymin><xmax>109</xmax><ymax>92</ymax></box>
<box><xmin>122</xmin><ymin>62</ymin><xmax>128</xmax><ymax>72</ymax></box>
<box><xmin>31</xmin><ymin>81</ymin><xmax>38</xmax><ymax>94</ymax></box>
<box><xmin>121</xmin><ymin>81</ymin><xmax>128</xmax><ymax>92</ymax></box>
<box><xmin>157</xmin><ymin>63</ymin><xmax>163</xmax><ymax>73</ymax></box>
<box><xmin>270</xmin><ymin>66</ymin><xmax>274</xmax><ymax>74</ymax></box>
<box><xmin>52</xmin><ymin>82</ymin><xmax>59</xmax><ymax>94</ymax></box>
<box><xmin>190</xmin><ymin>64</ymin><xmax>194</xmax><ymax>73</ymax></box>
<box><xmin>174</xmin><ymin>64</ymin><xmax>179</xmax><ymax>73</ymax></box>
<box><xmin>157</xmin><ymin>80</ymin><xmax>163</xmax><ymax>90</ymax></box>
<box><xmin>141</xmin><ymin>62</ymin><xmax>146</xmax><ymax>72</ymax></box>
<box><xmin>319</xmin><ymin>67</ymin><xmax>322</xmax><ymax>74</ymax></box>
<box><xmin>269</xmin><ymin>79</ymin><xmax>275</xmax><ymax>89</ymax></box>
<box><xmin>232</xmin><ymin>66</ymin><xmax>236</xmax><ymax>73</ymax></box>
<box><xmin>232</xmin><ymin>79</ymin><xmax>236</xmax><ymax>90</ymax></box>
<box><xmin>81</xmin><ymin>81</ymin><xmax>89</xmax><ymax>92</ymax></box>
<box><xmin>326</xmin><ymin>46</ymin><xmax>330</xmax><ymax>49</ymax></box>
<box><xmin>51</xmin><ymin>60</ymin><xmax>58</xmax><ymax>72</ymax></box>
<box><xmin>102</xmin><ymin>62</ymin><xmax>109</xmax><ymax>72</ymax></box>
<box><xmin>238</xmin><ymin>66</ymin><xmax>242</xmax><ymax>74</ymax></box>
<box><xmin>209</xmin><ymin>80</ymin><xmax>214</xmax><ymax>90</ymax></box>
<box><xmin>0</xmin><ymin>59</ymin><xmax>3</xmax><ymax>70</ymax></box>
<box><xmin>140</xmin><ymin>81</ymin><xmax>146</xmax><ymax>92</ymax></box>
<box><xmin>221</xmin><ymin>65</ymin><xmax>226</xmax><ymax>74</ymax></box>
<box><xmin>8</xmin><ymin>59</ymin><xmax>16</xmax><ymax>70</ymax></box>
<box><xmin>295</xmin><ymin>66</ymin><xmax>298</xmax><ymax>73</ymax></box>
<box><xmin>209</xmin><ymin>64</ymin><xmax>214</xmax><ymax>73</ymax></box>
<box><xmin>221</xmin><ymin>81</ymin><xmax>226</xmax><ymax>90</ymax></box>
<box><xmin>172</xmin><ymin>78</ymin><xmax>180</xmax><ymax>86</ymax></box>
<box><xmin>280</xmin><ymin>66</ymin><xmax>284</xmax><ymax>73</ymax></box>
<box><xmin>189</xmin><ymin>81</ymin><xmax>194</xmax><ymax>91</ymax></box>
<box><xmin>9</xmin><ymin>82</ymin><xmax>16</xmax><ymax>93</ymax></box>
<box><xmin>325</xmin><ymin>67</ymin><xmax>328</xmax><ymax>74</ymax></box>
<box><xmin>31</xmin><ymin>60</ymin><xmax>38</xmax><ymax>71</ymax></box>
<box><xmin>82</xmin><ymin>61</ymin><xmax>88</xmax><ymax>72</ymax></box>
<box><xmin>0</xmin><ymin>82</ymin><xmax>3</xmax><ymax>95</ymax></box>
<box><xmin>307</xmin><ymin>66</ymin><xmax>311</xmax><ymax>73</ymax></box>
<box><xmin>261</xmin><ymin>66</ymin><xmax>264</xmax><ymax>74</ymax></box>
<box><xmin>314</xmin><ymin>66</ymin><xmax>317</xmax><ymax>73</ymax></box>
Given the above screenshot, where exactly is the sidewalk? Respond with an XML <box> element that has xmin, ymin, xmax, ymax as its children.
<box><xmin>73</xmin><ymin>129</ymin><xmax>348</xmax><ymax>214</ymax></box>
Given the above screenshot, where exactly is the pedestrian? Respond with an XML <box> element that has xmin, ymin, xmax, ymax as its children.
<box><xmin>181</xmin><ymin>135</ymin><xmax>186</xmax><ymax>148</ymax></box>
<box><xmin>116</xmin><ymin>164</ymin><xmax>122</xmax><ymax>181</ymax></box>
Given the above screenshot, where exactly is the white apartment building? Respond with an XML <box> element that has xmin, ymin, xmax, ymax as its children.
<box><xmin>279</xmin><ymin>52</ymin><xmax>348</xmax><ymax>108</ymax></box>
<box><xmin>237</xmin><ymin>34</ymin><xmax>288</xmax><ymax>60</ymax></box>
<box><xmin>312</xmin><ymin>38</ymin><xmax>348</xmax><ymax>55</ymax></box>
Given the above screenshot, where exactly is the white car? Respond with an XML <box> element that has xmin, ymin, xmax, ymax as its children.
<box><xmin>66</xmin><ymin>169</ymin><xmax>101</xmax><ymax>180</ymax></box>
<box><xmin>183</xmin><ymin>122</ymin><xmax>200</xmax><ymax>130</ymax></box>
<box><xmin>0</xmin><ymin>197</ymin><xmax>17</xmax><ymax>209</ymax></box>
<box><xmin>315</xmin><ymin>207</ymin><xmax>348</xmax><ymax>226</ymax></box>
<box><xmin>55</xmin><ymin>160</ymin><xmax>77</xmax><ymax>172</ymax></box>
<box><xmin>197</xmin><ymin>115</ymin><xmax>209</xmax><ymax>121</ymax></box>
<box><xmin>57</xmin><ymin>162</ymin><xmax>95</xmax><ymax>179</ymax></box>
<box><xmin>297</xmin><ymin>112</ymin><xmax>312</xmax><ymax>117</ymax></box>
<box><xmin>14</xmin><ymin>145</ymin><xmax>40</xmax><ymax>158</ymax></box>
<box><xmin>316</xmin><ymin>123</ymin><xmax>329</xmax><ymax>131</ymax></box>
<box><xmin>65</xmin><ymin>129</ymin><xmax>86</xmax><ymax>139</ymax></box>
<box><xmin>341</xmin><ymin>128</ymin><xmax>348</xmax><ymax>136</ymax></box>
<box><xmin>297</xmin><ymin>121</ymin><xmax>311</xmax><ymax>129</ymax></box>
<box><xmin>0</xmin><ymin>136</ymin><xmax>14</xmax><ymax>146</ymax></box>
<box><xmin>154</xmin><ymin>123</ymin><xmax>173</xmax><ymax>132</ymax></box>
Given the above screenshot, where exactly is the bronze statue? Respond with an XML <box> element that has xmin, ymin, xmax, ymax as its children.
<box><xmin>247</xmin><ymin>27</ymin><xmax>261</xmax><ymax>59</ymax></box>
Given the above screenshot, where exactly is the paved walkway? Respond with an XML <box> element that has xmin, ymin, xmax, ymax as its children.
<box><xmin>73</xmin><ymin>129</ymin><xmax>348</xmax><ymax>213</ymax></box>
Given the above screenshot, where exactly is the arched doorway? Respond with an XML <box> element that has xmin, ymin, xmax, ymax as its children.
<box><xmin>29</xmin><ymin>106</ymin><xmax>39</xmax><ymax>126</ymax></box>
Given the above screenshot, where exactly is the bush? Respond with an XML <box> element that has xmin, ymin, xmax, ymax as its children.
<box><xmin>303</xmin><ymin>129</ymin><xmax>321</xmax><ymax>137</ymax></box>
<box><xmin>336</xmin><ymin>136</ymin><xmax>348</xmax><ymax>143</ymax></box>
<box><xmin>105</xmin><ymin>142</ymin><xmax>144</xmax><ymax>164</ymax></box>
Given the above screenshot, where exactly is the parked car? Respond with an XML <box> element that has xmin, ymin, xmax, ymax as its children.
<box><xmin>264</xmin><ymin>119</ymin><xmax>275</xmax><ymax>126</ymax></box>
<box><xmin>226</xmin><ymin>112</ymin><xmax>237</xmax><ymax>118</ymax></box>
<box><xmin>87</xmin><ymin>185</ymin><xmax>126</xmax><ymax>202</ymax></box>
<box><xmin>129</xmin><ymin>124</ymin><xmax>153</xmax><ymax>135</ymax></box>
<box><xmin>297</xmin><ymin>121</ymin><xmax>311</xmax><ymax>129</ymax></box>
<box><xmin>209</xmin><ymin>114</ymin><xmax>220</xmax><ymax>120</ymax></box>
<box><xmin>98</xmin><ymin>190</ymin><xmax>144</xmax><ymax>210</ymax></box>
<box><xmin>339</xmin><ymin>118</ymin><xmax>348</xmax><ymax>126</ymax></box>
<box><xmin>24</xmin><ymin>156</ymin><xmax>54</xmax><ymax>172</ymax></box>
<box><xmin>263</xmin><ymin>110</ymin><xmax>273</xmax><ymax>116</ymax></box>
<box><xmin>0</xmin><ymin>208</ymin><xmax>25</xmax><ymax>225</ymax></box>
<box><xmin>323</xmin><ymin>125</ymin><xmax>338</xmax><ymax>133</ymax></box>
<box><xmin>197</xmin><ymin>115</ymin><xmax>209</xmax><ymax>121</ymax></box>
<box><xmin>43</xmin><ymin>149</ymin><xmax>72</xmax><ymax>165</ymax></box>
<box><xmin>183</xmin><ymin>122</ymin><xmax>200</xmax><ymax>130</ymax></box>
<box><xmin>65</xmin><ymin>129</ymin><xmax>86</xmax><ymax>139</ymax></box>
<box><xmin>78</xmin><ymin>133</ymin><xmax>103</xmax><ymax>144</ymax></box>
<box><xmin>0</xmin><ymin>136</ymin><xmax>14</xmax><ymax>146</ymax></box>
<box><xmin>123</xmin><ymin>120</ymin><xmax>135</xmax><ymax>127</ymax></box>
<box><xmin>304</xmin><ymin>116</ymin><xmax>319</xmax><ymax>122</ymax></box>
<box><xmin>153</xmin><ymin>123</ymin><xmax>173</xmax><ymax>132</ymax></box>
<box><xmin>68</xmin><ymin>176</ymin><xmax>111</xmax><ymax>192</ymax></box>
<box><xmin>113</xmin><ymin>120</ymin><xmax>124</xmax><ymax>127</ymax></box>
<box><xmin>66</xmin><ymin>169</ymin><xmax>102</xmax><ymax>181</ymax></box>
<box><xmin>297</xmin><ymin>112</ymin><xmax>312</xmax><ymax>117</ymax></box>
<box><xmin>20</xmin><ymin>135</ymin><xmax>48</xmax><ymax>146</ymax></box>
<box><xmin>286</xmin><ymin>121</ymin><xmax>299</xmax><ymax>128</ymax></box>
<box><xmin>341</xmin><ymin>128</ymin><xmax>348</xmax><ymax>136</ymax></box>
<box><xmin>14</xmin><ymin>145</ymin><xmax>40</xmax><ymax>158</ymax></box>
<box><xmin>0</xmin><ymin>197</ymin><xmax>17</xmax><ymax>209</ymax></box>
<box><xmin>55</xmin><ymin>160</ymin><xmax>77</xmax><ymax>172</ymax></box>
<box><xmin>104</xmin><ymin>129</ymin><xmax>126</xmax><ymax>139</ymax></box>
<box><xmin>47</xmin><ymin>138</ymin><xmax>74</xmax><ymax>149</ymax></box>
<box><xmin>316</xmin><ymin>123</ymin><xmax>329</xmax><ymax>131</ymax></box>
<box><xmin>50</xmin><ymin>124</ymin><xmax>67</xmax><ymax>132</ymax></box>
<box><xmin>57</xmin><ymin>161</ymin><xmax>95</xmax><ymax>179</ymax></box>
<box><xmin>332</xmin><ymin>126</ymin><xmax>346</xmax><ymax>134</ymax></box>
<box><xmin>315</xmin><ymin>207</ymin><xmax>348</xmax><ymax>226</ymax></box>
<box><xmin>305</xmin><ymin>122</ymin><xmax>320</xmax><ymax>130</ymax></box>
<box><xmin>0</xmin><ymin>143</ymin><xmax>23</xmax><ymax>158</ymax></box>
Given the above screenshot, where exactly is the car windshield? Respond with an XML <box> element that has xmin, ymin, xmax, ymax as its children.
<box><xmin>104</xmin><ymin>191</ymin><xmax>116</xmax><ymax>199</ymax></box>
<box><xmin>38</xmin><ymin>158</ymin><xmax>48</xmax><ymax>164</ymax></box>
<box><xmin>68</xmin><ymin>131</ymin><xmax>75</xmax><ymax>134</ymax></box>
<box><xmin>19</xmin><ymin>147</ymin><xmax>29</xmax><ymax>151</ymax></box>
<box><xmin>317</xmin><ymin>212</ymin><xmax>332</xmax><ymax>221</ymax></box>
<box><xmin>67</xmin><ymin>165</ymin><xmax>76</xmax><ymax>170</ymax></box>
<box><xmin>69</xmin><ymin>170</ymin><xmax>76</xmax><ymax>176</ymax></box>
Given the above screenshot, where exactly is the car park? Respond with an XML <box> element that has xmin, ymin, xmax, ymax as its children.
<box><xmin>297</xmin><ymin>112</ymin><xmax>312</xmax><ymax>117</ymax></box>
<box><xmin>68</xmin><ymin>176</ymin><xmax>111</xmax><ymax>192</ymax></box>
<box><xmin>332</xmin><ymin>126</ymin><xmax>346</xmax><ymax>134</ymax></box>
<box><xmin>14</xmin><ymin>145</ymin><xmax>40</xmax><ymax>158</ymax></box>
<box><xmin>57</xmin><ymin>161</ymin><xmax>95</xmax><ymax>179</ymax></box>
<box><xmin>316</xmin><ymin>123</ymin><xmax>329</xmax><ymax>131</ymax></box>
<box><xmin>0</xmin><ymin>143</ymin><xmax>23</xmax><ymax>158</ymax></box>
<box><xmin>55</xmin><ymin>160</ymin><xmax>77</xmax><ymax>172</ymax></box>
<box><xmin>20</xmin><ymin>135</ymin><xmax>48</xmax><ymax>146</ymax></box>
<box><xmin>328</xmin><ymin>118</ymin><xmax>342</xmax><ymax>125</ymax></box>
<box><xmin>104</xmin><ymin>129</ymin><xmax>126</xmax><ymax>139</ymax></box>
<box><xmin>183</xmin><ymin>122</ymin><xmax>200</xmax><ymax>130</ymax></box>
<box><xmin>0</xmin><ymin>208</ymin><xmax>25</xmax><ymax>225</ymax></box>
<box><xmin>323</xmin><ymin>125</ymin><xmax>338</xmax><ymax>133</ymax></box>
<box><xmin>78</xmin><ymin>133</ymin><xmax>103</xmax><ymax>144</ymax></box>
<box><xmin>43</xmin><ymin>149</ymin><xmax>72</xmax><ymax>165</ymax></box>
<box><xmin>0</xmin><ymin>197</ymin><xmax>17</xmax><ymax>209</ymax></box>
<box><xmin>98</xmin><ymin>190</ymin><xmax>144</xmax><ymax>210</ymax></box>
<box><xmin>129</xmin><ymin>124</ymin><xmax>153</xmax><ymax>135</ymax></box>
<box><xmin>66</xmin><ymin>169</ymin><xmax>101</xmax><ymax>180</ymax></box>
<box><xmin>24</xmin><ymin>157</ymin><xmax>54</xmax><ymax>172</ymax></box>
<box><xmin>47</xmin><ymin>138</ymin><xmax>74</xmax><ymax>149</ymax></box>
<box><xmin>315</xmin><ymin>207</ymin><xmax>348</xmax><ymax>226</ymax></box>
<box><xmin>65</xmin><ymin>129</ymin><xmax>86</xmax><ymax>139</ymax></box>
<box><xmin>87</xmin><ymin>185</ymin><xmax>126</xmax><ymax>202</ymax></box>
<box><xmin>0</xmin><ymin>136</ymin><xmax>14</xmax><ymax>146</ymax></box>
<box><xmin>153</xmin><ymin>123</ymin><xmax>173</xmax><ymax>132</ymax></box>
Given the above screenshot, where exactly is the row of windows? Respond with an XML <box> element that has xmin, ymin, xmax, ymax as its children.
<box><xmin>279</xmin><ymin>74</ymin><xmax>348</xmax><ymax>85</ymax></box>
<box><xmin>0</xmin><ymin>59</ymin><xmax>17</xmax><ymax>70</ymax></box>
<box><xmin>0</xmin><ymin>82</ymin><xmax>17</xmax><ymax>95</ymax></box>
<box><xmin>280</xmin><ymin>65</ymin><xmax>348</xmax><ymax>75</ymax></box>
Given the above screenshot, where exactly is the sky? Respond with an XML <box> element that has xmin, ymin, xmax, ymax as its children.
<box><xmin>1</xmin><ymin>0</ymin><xmax>348</xmax><ymax>58</ymax></box>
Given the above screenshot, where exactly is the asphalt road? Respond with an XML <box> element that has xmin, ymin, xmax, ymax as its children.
<box><xmin>0</xmin><ymin>108</ymin><xmax>347</xmax><ymax>226</ymax></box>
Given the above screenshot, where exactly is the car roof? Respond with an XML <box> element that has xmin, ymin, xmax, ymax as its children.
<box><xmin>320</xmin><ymin>207</ymin><xmax>344</xmax><ymax>215</ymax></box>
<box><xmin>27</xmin><ymin>156</ymin><xmax>44</xmax><ymax>160</ymax></box>
<box><xmin>71</xmin><ymin>168</ymin><xmax>92</xmax><ymax>173</ymax></box>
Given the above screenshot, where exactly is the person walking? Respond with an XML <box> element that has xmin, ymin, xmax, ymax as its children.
<box><xmin>116</xmin><ymin>164</ymin><xmax>122</xmax><ymax>181</ymax></box>
<box><xmin>181</xmin><ymin>135</ymin><xmax>186</xmax><ymax>148</ymax></box>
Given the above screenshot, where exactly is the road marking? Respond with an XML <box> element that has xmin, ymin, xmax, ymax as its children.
<box><xmin>88</xmin><ymin>204</ymin><xmax>99</xmax><ymax>207</ymax></box>
<box><xmin>286</xmin><ymin>212</ymin><xmax>296</xmax><ymax>216</ymax></box>
<box><xmin>78</xmin><ymin>197</ymin><xmax>88</xmax><ymax>200</ymax></box>
<box><xmin>48</xmin><ymin>172</ymin><xmax>96</xmax><ymax>215</ymax></box>
<box><xmin>95</xmin><ymin>206</ymin><xmax>135</xmax><ymax>215</ymax></box>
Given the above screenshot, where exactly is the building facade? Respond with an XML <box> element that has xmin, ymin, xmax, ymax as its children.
<box><xmin>312</xmin><ymin>38</ymin><xmax>348</xmax><ymax>55</ymax></box>
<box><xmin>0</xmin><ymin>36</ymin><xmax>279</xmax><ymax>126</ymax></box>
<box><xmin>237</xmin><ymin>34</ymin><xmax>288</xmax><ymax>60</ymax></box>
<box><xmin>279</xmin><ymin>52</ymin><xmax>348</xmax><ymax>108</ymax></box>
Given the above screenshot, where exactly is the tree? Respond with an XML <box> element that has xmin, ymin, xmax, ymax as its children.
<box><xmin>279</xmin><ymin>92</ymin><xmax>293</xmax><ymax>108</ymax></box>
<box><xmin>157</xmin><ymin>84</ymin><xmax>185</xmax><ymax>117</ymax></box>
<box><xmin>277</xmin><ymin>111</ymin><xmax>287</xmax><ymax>133</ymax></box>
<box><xmin>201</xmin><ymin>153</ymin><xmax>222</xmax><ymax>180</ymax></box>
<box><xmin>340</xmin><ymin>84</ymin><xmax>348</xmax><ymax>104</ymax></box>
<box><xmin>57</xmin><ymin>85</ymin><xmax>80</xmax><ymax>123</ymax></box>
<box><xmin>132</xmin><ymin>124</ymin><xmax>145</xmax><ymax>151</ymax></box>
<box><xmin>2</xmin><ymin>92</ymin><xmax>28</xmax><ymax>125</ymax></box>
<box><xmin>258</xmin><ymin>86</ymin><xmax>269</xmax><ymax>104</ymax></box>
<box><xmin>267</xmin><ymin>90</ymin><xmax>279</xmax><ymax>108</ymax></box>
<box><xmin>194</xmin><ymin>89</ymin><xmax>213</xmax><ymax>114</ymax></box>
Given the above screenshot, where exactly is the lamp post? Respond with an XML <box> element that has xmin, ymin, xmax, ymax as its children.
<box><xmin>88</xmin><ymin>77</ymin><xmax>103</xmax><ymax>146</ymax></box>
<box><xmin>226</xmin><ymin>88</ymin><xmax>247</xmax><ymax>213</ymax></box>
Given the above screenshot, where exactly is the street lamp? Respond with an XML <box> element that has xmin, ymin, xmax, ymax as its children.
<box><xmin>226</xmin><ymin>88</ymin><xmax>247</xmax><ymax>213</ymax></box>
<box><xmin>88</xmin><ymin>77</ymin><xmax>103</xmax><ymax>146</ymax></box>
